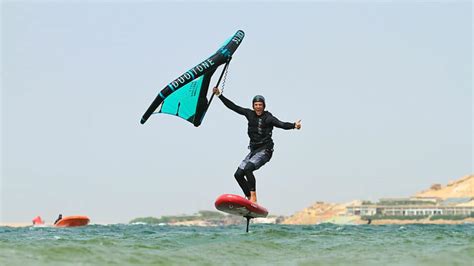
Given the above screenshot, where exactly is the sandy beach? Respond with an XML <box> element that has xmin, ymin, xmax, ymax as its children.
<box><xmin>0</xmin><ymin>222</ymin><xmax>32</xmax><ymax>228</ymax></box>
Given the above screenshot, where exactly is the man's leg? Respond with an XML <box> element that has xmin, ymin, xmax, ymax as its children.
<box><xmin>236</xmin><ymin>152</ymin><xmax>253</xmax><ymax>199</ymax></box>
<box><xmin>234</xmin><ymin>168</ymin><xmax>251</xmax><ymax>199</ymax></box>
<box><xmin>245</xmin><ymin>149</ymin><xmax>272</xmax><ymax>203</ymax></box>
<box><xmin>243</xmin><ymin>163</ymin><xmax>258</xmax><ymax>202</ymax></box>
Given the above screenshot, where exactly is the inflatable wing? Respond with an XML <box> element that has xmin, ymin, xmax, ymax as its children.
<box><xmin>140</xmin><ymin>30</ymin><xmax>245</xmax><ymax>126</ymax></box>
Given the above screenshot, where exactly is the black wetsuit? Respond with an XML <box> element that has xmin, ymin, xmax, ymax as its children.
<box><xmin>54</xmin><ymin>215</ymin><xmax>62</xmax><ymax>225</ymax></box>
<box><xmin>218</xmin><ymin>95</ymin><xmax>295</xmax><ymax>150</ymax></box>
<box><xmin>218</xmin><ymin>94</ymin><xmax>295</xmax><ymax>197</ymax></box>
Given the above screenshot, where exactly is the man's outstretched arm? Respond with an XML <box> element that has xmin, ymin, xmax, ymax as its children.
<box><xmin>213</xmin><ymin>87</ymin><xmax>249</xmax><ymax>116</ymax></box>
<box><xmin>271</xmin><ymin>116</ymin><xmax>302</xmax><ymax>130</ymax></box>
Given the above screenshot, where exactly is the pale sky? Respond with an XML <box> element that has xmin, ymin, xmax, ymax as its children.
<box><xmin>1</xmin><ymin>1</ymin><xmax>472</xmax><ymax>223</ymax></box>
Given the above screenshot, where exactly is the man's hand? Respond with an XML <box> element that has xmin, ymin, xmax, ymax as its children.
<box><xmin>295</xmin><ymin>119</ymin><xmax>302</xmax><ymax>130</ymax></box>
<box><xmin>213</xmin><ymin>87</ymin><xmax>222</xmax><ymax>96</ymax></box>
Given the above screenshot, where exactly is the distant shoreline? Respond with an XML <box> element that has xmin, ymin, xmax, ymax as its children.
<box><xmin>0</xmin><ymin>222</ymin><xmax>32</xmax><ymax>227</ymax></box>
<box><xmin>368</xmin><ymin>218</ymin><xmax>474</xmax><ymax>225</ymax></box>
<box><xmin>3</xmin><ymin>218</ymin><xmax>474</xmax><ymax>228</ymax></box>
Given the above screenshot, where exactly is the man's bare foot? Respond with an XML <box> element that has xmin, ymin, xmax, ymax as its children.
<box><xmin>250</xmin><ymin>191</ymin><xmax>257</xmax><ymax>203</ymax></box>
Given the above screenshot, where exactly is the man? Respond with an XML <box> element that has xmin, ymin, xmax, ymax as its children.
<box><xmin>54</xmin><ymin>214</ymin><xmax>63</xmax><ymax>225</ymax></box>
<box><xmin>213</xmin><ymin>87</ymin><xmax>301</xmax><ymax>203</ymax></box>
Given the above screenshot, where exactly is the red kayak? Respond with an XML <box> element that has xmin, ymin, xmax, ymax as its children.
<box><xmin>54</xmin><ymin>216</ymin><xmax>90</xmax><ymax>227</ymax></box>
<box><xmin>215</xmin><ymin>194</ymin><xmax>268</xmax><ymax>218</ymax></box>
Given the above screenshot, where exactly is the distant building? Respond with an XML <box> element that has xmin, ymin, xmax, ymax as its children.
<box><xmin>347</xmin><ymin>197</ymin><xmax>474</xmax><ymax>217</ymax></box>
<box><xmin>346</xmin><ymin>205</ymin><xmax>378</xmax><ymax>216</ymax></box>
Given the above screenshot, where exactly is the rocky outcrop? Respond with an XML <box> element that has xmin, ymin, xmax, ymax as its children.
<box><xmin>415</xmin><ymin>174</ymin><xmax>474</xmax><ymax>199</ymax></box>
<box><xmin>282</xmin><ymin>201</ymin><xmax>363</xmax><ymax>225</ymax></box>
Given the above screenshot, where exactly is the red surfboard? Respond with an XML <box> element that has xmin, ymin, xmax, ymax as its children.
<box><xmin>215</xmin><ymin>194</ymin><xmax>268</xmax><ymax>218</ymax></box>
<box><xmin>54</xmin><ymin>216</ymin><xmax>90</xmax><ymax>227</ymax></box>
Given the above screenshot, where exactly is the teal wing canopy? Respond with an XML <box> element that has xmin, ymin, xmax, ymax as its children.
<box><xmin>157</xmin><ymin>70</ymin><xmax>214</xmax><ymax>126</ymax></box>
<box><xmin>141</xmin><ymin>30</ymin><xmax>245</xmax><ymax>126</ymax></box>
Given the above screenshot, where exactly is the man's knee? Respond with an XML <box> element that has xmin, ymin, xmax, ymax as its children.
<box><xmin>243</xmin><ymin>163</ymin><xmax>256</xmax><ymax>175</ymax></box>
<box><xmin>234</xmin><ymin>168</ymin><xmax>245</xmax><ymax>179</ymax></box>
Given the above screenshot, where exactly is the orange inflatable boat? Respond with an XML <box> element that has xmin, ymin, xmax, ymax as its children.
<box><xmin>54</xmin><ymin>216</ymin><xmax>90</xmax><ymax>227</ymax></box>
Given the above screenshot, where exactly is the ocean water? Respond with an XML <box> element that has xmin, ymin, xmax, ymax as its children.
<box><xmin>1</xmin><ymin>223</ymin><xmax>473</xmax><ymax>265</ymax></box>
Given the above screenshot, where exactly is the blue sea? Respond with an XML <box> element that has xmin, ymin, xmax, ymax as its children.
<box><xmin>1</xmin><ymin>223</ymin><xmax>473</xmax><ymax>265</ymax></box>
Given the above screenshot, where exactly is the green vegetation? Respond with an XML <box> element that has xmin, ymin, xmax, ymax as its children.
<box><xmin>362</xmin><ymin>215</ymin><xmax>429</xmax><ymax>220</ymax></box>
<box><xmin>429</xmin><ymin>215</ymin><xmax>470</xmax><ymax>221</ymax></box>
<box><xmin>362</xmin><ymin>214</ymin><xmax>473</xmax><ymax>221</ymax></box>
<box><xmin>197</xmin><ymin>210</ymin><xmax>226</xmax><ymax>219</ymax></box>
<box><xmin>360</xmin><ymin>200</ymin><xmax>436</xmax><ymax>206</ymax></box>
<box><xmin>377</xmin><ymin>200</ymin><xmax>436</xmax><ymax>206</ymax></box>
<box><xmin>129</xmin><ymin>211</ymin><xmax>226</xmax><ymax>224</ymax></box>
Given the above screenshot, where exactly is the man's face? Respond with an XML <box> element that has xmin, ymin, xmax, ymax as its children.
<box><xmin>253</xmin><ymin>102</ymin><xmax>264</xmax><ymax>115</ymax></box>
